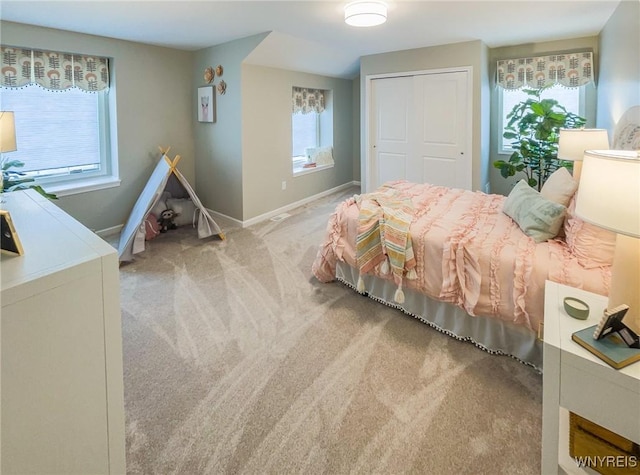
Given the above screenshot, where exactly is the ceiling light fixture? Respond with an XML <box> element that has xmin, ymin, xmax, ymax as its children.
<box><xmin>344</xmin><ymin>1</ymin><xmax>387</xmax><ymax>27</ymax></box>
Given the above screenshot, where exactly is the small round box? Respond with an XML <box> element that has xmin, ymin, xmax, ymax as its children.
<box><xmin>564</xmin><ymin>297</ymin><xmax>590</xmax><ymax>320</ymax></box>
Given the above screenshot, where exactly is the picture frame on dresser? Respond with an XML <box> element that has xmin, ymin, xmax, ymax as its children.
<box><xmin>0</xmin><ymin>209</ymin><xmax>23</xmax><ymax>256</ymax></box>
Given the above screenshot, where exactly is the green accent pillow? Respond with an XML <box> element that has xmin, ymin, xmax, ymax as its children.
<box><xmin>503</xmin><ymin>180</ymin><xmax>567</xmax><ymax>243</ymax></box>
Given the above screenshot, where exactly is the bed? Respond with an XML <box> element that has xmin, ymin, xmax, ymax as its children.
<box><xmin>312</xmin><ymin>106</ymin><xmax>639</xmax><ymax>372</ymax></box>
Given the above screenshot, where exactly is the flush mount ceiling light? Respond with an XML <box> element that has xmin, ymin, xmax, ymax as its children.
<box><xmin>344</xmin><ymin>1</ymin><xmax>387</xmax><ymax>27</ymax></box>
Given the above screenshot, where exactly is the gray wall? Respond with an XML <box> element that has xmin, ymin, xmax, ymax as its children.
<box><xmin>241</xmin><ymin>64</ymin><xmax>354</xmax><ymax>220</ymax></box>
<box><xmin>194</xmin><ymin>34</ymin><xmax>355</xmax><ymax>222</ymax></box>
<box><xmin>488</xmin><ymin>36</ymin><xmax>600</xmax><ymax>196</ymax></box>
<box><xmin>192</xmin><ymin>33</ymin><xmax>267</xmax><ymax>221</ymax></box>
<box><xmin>359</xmin><ymin>40</ymin><xmax>490</xmax><ymax>193</ymax></box>
<box><xmin>487</xmin><ymin>4</ymin><xmax>639</xmax><ymax>196</ymax></box>
<box><xmin>0</xmin><ymin>21</ymin><xmax>195</xmax><ymax>231</ymax></box>
<box><xmin>597</xmin><ymin>0</ymin><xmax>640</xmax><ymax>134</ymax></box>
<box><xmin>6</xmin><ymin>5</ymin><xmax>635</xmax><ymax>227</ymax></box>
<box><xmin>352</xmin><ymin>76</ymin><xmax>361</xmax><ymax>182</ymax></box>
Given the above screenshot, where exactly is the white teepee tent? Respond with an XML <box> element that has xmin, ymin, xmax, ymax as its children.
<box><xmin>118</xmin><ymin>148</ymin><xmax>224</xmax><ymax>262</ymax></box>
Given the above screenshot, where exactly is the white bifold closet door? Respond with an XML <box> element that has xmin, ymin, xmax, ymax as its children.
<box><xmin>369</xmin><ymin>70</ymin><xmax>471</xmax><ymax>191</ymax></box>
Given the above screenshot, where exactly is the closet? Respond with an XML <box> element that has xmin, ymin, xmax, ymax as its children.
<box><xmin>366</xmin><ymin>67</ymin><xmax>472</xmax><ymax>192</ymax></box>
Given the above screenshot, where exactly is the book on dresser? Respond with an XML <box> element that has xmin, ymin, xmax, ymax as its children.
<box><xmin>572</xmin><ymin>325</ymin><xmax>640</xmax><ymax>369</ymax></box>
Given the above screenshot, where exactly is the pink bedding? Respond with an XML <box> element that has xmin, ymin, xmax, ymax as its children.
<box><xmin>312</xmin><ymin>180</ymin><xmax>611</xmax><ymax>333</ymax></box>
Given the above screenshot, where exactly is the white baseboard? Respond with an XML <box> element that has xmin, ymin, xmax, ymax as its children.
<box><xmin>207</xmin><ymin>210</ymin><xmax>243</xmax><ymax>227</ymax></box>
<box><xmin>210</xmin><ymin>181</ymin><xmax>360</xmax><ymax>228</ymax></box>
<box><xmin>110</xmin><ymin>181</ymin><xmax>361</xmax><ymax>234</ymax></box>
<box><xmin>95</xmin><ymin>224</ymin><xmax>124</xmax><ymax>238</ymax></box>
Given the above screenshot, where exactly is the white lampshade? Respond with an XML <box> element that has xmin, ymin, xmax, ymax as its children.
<box><xmin>576</xmin><ymin>149</ymin><xmax>640</xmax><ymax>331</ymax></box>
<box><xmin>557</xmin><ymin>128</ymin><xmax>610</xmax><ymax>161</ymax></box>
<box><xmin>0</xmin><ymin>111</ymin><xmax>17</xmax><ymax>153</ymax></box>
<box><xmin>344</xmin><ymin>1</ymin><xmax>387</xmax><ymax>27</ymax></box>
<box><xmin>575</xmin><ymin>150</ymin><xmax>640</xmax><ymax>238</ymax></box>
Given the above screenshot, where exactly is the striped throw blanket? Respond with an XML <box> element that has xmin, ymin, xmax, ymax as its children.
<box><xmin>355</xmin><ymin>185</ymin><xmax>416</xmax><ymax>302</ymax></box>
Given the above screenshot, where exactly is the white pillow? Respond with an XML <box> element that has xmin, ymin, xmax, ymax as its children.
<box><xmin>540</xmin><ymin>167</ymin><xmax>577</xmax><ymax>207</ymax></box>
<box><xmin>503</xmin><ymin>180</ymin><xmax>567</xmax><ymax>243</ymax></box>
<box><xmin>150</xmin><ymin>191</ymin><xmax>172</xmax><ymax>217</ymax></box>
<box><xmin>166</xmin><ymin>198</ymin><xmax>197</xmax><ymax>227</ymax></box>
<box><xmin>309</xmin><ymin>146</ymin><xmax>334</xmax><ymax>166</ymax></box>
<box><xmin>564</xmin><ymin>196</ymin><xmax>617</xmax><ymax>268</ymax></box>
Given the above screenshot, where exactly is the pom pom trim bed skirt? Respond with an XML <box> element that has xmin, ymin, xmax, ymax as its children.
<box><xmin>336</xmin><ymin>261</ymin><xmax>543</xmax><ymax>372</ymax></box>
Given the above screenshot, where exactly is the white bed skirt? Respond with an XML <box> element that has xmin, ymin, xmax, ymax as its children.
<box><xmin>336</xmin><ymin>261</ymin><xmax>543</xmax><ymax>372</ymax></box>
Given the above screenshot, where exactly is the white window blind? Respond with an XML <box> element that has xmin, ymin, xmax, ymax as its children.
<box><xmin>2</xmin><ymin>84</ymin><xmax>103</xmax><ymax>175</ymax></box>
<box><xmin>292</xmin><ymin>112</ymin><xmax>319</xmax><ymax>157</ymax></box>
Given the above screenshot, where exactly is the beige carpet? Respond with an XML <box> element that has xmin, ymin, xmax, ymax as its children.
<box><xmin>118</xmin><ymin>186</ymin><xmax>542</xmax><ymax>474</ymax></box>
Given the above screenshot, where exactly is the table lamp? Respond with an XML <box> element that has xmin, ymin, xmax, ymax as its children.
<box><xmin>557</xmin><ymin>128</ymin><xmax>610</xmax><ymax>181</ymax></box>
<box><xmin>575</xmin><ymin>150</ymin><xmax>640</xmax><ymax>333</ymax></box>
<box><xmin>0</xmin><ymin>111</ymin><xmax>18</xmax><ymax>193</ymax></box>
<box><xmin>0</xmin><ymin>111</ymin><xmax>17</xmax><ymax>152</ymax></box>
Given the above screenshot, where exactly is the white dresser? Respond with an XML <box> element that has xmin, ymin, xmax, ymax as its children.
<box><xmin>0</xmin><ymin>190</ymin><xmax>126</xmax><ymax>474</ymax></box>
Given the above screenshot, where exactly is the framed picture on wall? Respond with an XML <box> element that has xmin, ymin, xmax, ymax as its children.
<box><xmin>197</xmin><ymin>86</ymin><xmax>215</xmax><ymax>123</ymax></box>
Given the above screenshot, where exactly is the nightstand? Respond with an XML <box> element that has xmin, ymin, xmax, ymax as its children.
<box><xmin>542</xmin><ymin>280</ymin><xmax>640</xmax><ymax>474</ymax></box>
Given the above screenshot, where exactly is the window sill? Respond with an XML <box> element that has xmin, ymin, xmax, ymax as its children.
<box><xmin>44</xmin><ymin>175</ymin><xmax>121</xmax><ymax>197</ymax></box>
<box><xmin>293</xmin><ymin>163</ymin><xmax>334</xmax><ymax>177</ymax></box>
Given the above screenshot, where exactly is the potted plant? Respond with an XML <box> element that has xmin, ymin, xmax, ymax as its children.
<box><xmin>1</xmin><ymin>158</ymin><xmax>57</xmax><ymax>199</ymax></box>
<box><xmin>493</xmin><ymin>87</ymin><xmax>586</xmax><ymax>191</ymax></box>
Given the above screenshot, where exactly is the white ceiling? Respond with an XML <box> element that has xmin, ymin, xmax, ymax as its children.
<box><xmin>1</xmin><ymin>0</ymin><xmax>621</xmax><ymax>78</ymax></box>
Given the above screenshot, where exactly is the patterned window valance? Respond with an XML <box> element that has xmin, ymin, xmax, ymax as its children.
<box><xmin>1</xmin><ymin>45</ymin><xmax>109</xmax><ymax>92</ymax></box>
<box><xmin>496</xmin><ymin>51</ymin><xmax>593</xmax><ymax>90</ymax></box>
<box><xmin>292</xmin><ymin>87</ymin><xmax>325</xmax><ymax>114</ymax></box>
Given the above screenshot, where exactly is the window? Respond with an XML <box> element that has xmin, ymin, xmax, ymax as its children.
<box><xmin>496</xmin><ymin>52</ymin><xmax>594</xmax><ymax>155</ymax></box>
<box><xmin>3</xmin><ymin>85</ymin><xmax>112</xmax><ymax>188</ymax></box>
<box><xmin>1</xmin><ymin>46</ymin><xmax>118</xmax><ymax>196</ymax></box>
<box><xmin>291</xmin><ymin>86</ymin><xmax>333</xmax><ymax>175</ymax></box>
<box><xmin>292</xmin><ymin>111</ymin><xmax>319</xmax><ymax>168</ymax></box>
<box><xmin>498</xmin><ymin>85</ymin><xmax>585</xmax><ymax>154</ymax></box>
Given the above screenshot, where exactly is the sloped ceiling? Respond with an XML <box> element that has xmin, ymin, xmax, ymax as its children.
<box><xmin>1</xmin><ymin>1</ymin><xmax>622</xmax><ymax>79</ymax></box>
<box><xmin>244</xmin><ymin>31</ymin><xmax>359</xmax><ymax>78</ymax></box>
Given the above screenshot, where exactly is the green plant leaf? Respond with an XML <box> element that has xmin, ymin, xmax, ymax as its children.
<box><xmin>6</xmin><ymin>183</ymin><xmax>57</xmax><ymax>199</ymax></box>
<box><xmin>530</xmin><ymin>103</ymin><xmax>545</xmax><ymax>115</ymax></box>
<box><xmin>29</xmin><ymin>185</ymin><xmax>58</xmax><ymax>200</ymax></box>
<box><xmin>496</xmin><ymin>86</ymin><xmax>585</xmax><ymax>190</ymax></box>
<box><xmin>1</xmin><ymin>158</ymin><xmax>57</xmax><ymax>199</ymax></box>
<box><xmin>5</xmin><ymin>176</ymin><xmax>35</xmax><ymax>187</ymax></box>
<box><xmin>1</xmin><ymin>160</ymin><xmax>25</xmax><ymax>171</ymax></box>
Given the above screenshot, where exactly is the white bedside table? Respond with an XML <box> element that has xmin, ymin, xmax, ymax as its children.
<box><xmin>542</xmin><ymin>280</ymin><xmax>640</xmax><ymax>474</ymax></box>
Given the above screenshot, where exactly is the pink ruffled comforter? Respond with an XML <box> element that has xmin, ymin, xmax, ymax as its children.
<box><xmin>312</xmin><ymin>181</ymin><xmax>611</xmax><ymax>332</ymax></box>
